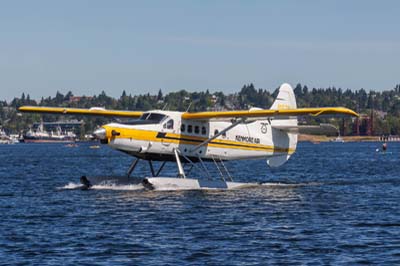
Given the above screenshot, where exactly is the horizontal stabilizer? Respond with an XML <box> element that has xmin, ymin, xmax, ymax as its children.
<box><xmin>273</xmin><ymin>123</ymin><xmax>338</xmax><ymax>136</ymax></box>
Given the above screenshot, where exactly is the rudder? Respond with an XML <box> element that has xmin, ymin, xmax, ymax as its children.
<box><xmin>267</xmin><ymin>83</ymin><xmax>298</xmax><ymax>168</ymax></box>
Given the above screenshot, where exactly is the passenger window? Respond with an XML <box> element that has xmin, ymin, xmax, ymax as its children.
<box><xmin>201</xmin><ymin>126</ymin><xmax>206</xmax><ymax>135</ymax></box>
<box><xmin>214</xmin><ymin>129</ymin><xmax>219</xmax><ymax>136</ymax></box>
<box><xmin>194</xmin><ymin>126</ymin><xmax>199</xmax><ymax>134</ymax></box>
<box><xmin>222</xmin><ymin>132</ymin><xmax>226</xmax><ymax>137</ymax></box>
<box><xmin>181</xmin><ymin>124</ymin><xmax>185</xmax><ymax>132</ymax></box>
<box><xmin>166</xmin><ymin>119</ymin><xmax>174</xmax><ymax>129</ymax></box>
<box><xmin>188</xmin><ymin>125</ymin><xmax>193</xmax><ymax>133</ymax></box>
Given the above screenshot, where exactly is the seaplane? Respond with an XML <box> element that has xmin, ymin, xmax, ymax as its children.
<box><xmin>19</xmin><ymin>83</ymin><xmax>358</xmax><ymax>190</ymax></box>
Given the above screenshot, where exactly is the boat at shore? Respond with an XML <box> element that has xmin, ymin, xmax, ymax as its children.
<box><xmin>1</xmin><ymin>128</ymin><xmax>13</xmax><ymax>144</ymax></box>
<box><xmin>330</xmin><ymin>136</ymin><xmax>344</xmax><ymax>143</ymax></box>
<box><xmin>22</xmin><ymin>123</ymin><xmax>77</xmax><ymax>143</ymax></box>
<box><xmin>0</xmin><ymin>128</ymin><xmax>19</xmax><ymax>144</ymax></box>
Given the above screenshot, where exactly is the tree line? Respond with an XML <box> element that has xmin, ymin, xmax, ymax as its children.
<box><xmin>1</xmin><ymin>83</ymin><xmax>400</xmax><ymax>136</ymax></box>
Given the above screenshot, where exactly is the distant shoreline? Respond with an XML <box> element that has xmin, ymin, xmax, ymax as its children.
<box><xmin>298</xmin><ymin>134</ymin><xmax>396</xmax><ymax>143</ymax></box>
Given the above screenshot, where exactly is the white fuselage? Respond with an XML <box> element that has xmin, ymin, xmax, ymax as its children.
<box><xmin>101</xmin><ymin>110</ymin><xmax>297</xmax><ymax>162</ymax></box>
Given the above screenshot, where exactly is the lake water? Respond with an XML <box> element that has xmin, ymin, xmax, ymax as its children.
<box><xmin>1</xmin><ymin>142</ymin><xmax>400</xmax><ymax>265</ymax></box>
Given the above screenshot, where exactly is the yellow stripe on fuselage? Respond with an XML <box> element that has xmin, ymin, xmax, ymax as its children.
<box><xmin>103</xmin><ymin>126</ymin><xmax>295</xmax><ymax>154</ymax></box>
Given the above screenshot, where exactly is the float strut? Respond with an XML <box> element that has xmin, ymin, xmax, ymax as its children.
<box><xmin>148</xmin><ymin>160</ymin><xmax>156</xmax><ymax>177</ymax></box>
<box><xmin>198</xmin><ymin>156</ymin><xmax>212</xmax><ymax>180</ymax></box>
<box><xmin>155</xmin><ymin>161</ymin><xmax>167</xmax><ymax>177</ymax></box>
<box><xmin>127</xmin><ymin>158</ymin><xmax>140</xmax><ymax>177</ymax></box>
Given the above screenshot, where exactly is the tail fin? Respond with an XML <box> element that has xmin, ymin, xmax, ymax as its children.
<box><xmin>270</xmin><ymin>83</ymin><xmax>297</xmax><ymax>110</ymax></box>
<box><xmin>267</xmin><ymin>83</ymin><xmax>298</xmax><ymax>168</ymax></box>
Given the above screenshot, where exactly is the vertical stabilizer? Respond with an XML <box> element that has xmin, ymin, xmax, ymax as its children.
<box><xmin>270</xmin><ymin>83</ymin><xmax>297</xmax><ymax>110</ymax></box>
<box><xmin>267</xmin><ymin>83</ymin><xmax>298</xmax><ymax>168</ymax></box>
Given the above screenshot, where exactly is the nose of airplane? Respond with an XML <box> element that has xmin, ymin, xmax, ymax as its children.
<box><xmin>93</xmin><ymin>127</ymin><xmax>107</xmax><ymax>140</ymax></box>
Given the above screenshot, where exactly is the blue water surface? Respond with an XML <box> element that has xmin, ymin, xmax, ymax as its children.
<box><xmin>0</xmin><ymin>142</ymin><xmax>400</xmax><ymax>265</ymax></box>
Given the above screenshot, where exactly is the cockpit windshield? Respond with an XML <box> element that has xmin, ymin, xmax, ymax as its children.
<box><xmin>118</xmin><ymin>112</ymin><xmax>167</xmax><ymax>125</ymax></box>
<box><xmin>139</xmin><ymin>113</ymin><xmax>166</xmax><ymax>123</ymax></box>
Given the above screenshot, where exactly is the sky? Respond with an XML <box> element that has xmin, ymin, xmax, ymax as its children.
<box><xmin>0</xmin><ymin>0</ymin><xmax>399</xmax><ymax>101</ymax></box>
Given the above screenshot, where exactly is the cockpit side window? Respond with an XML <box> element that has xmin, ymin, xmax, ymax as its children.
<box><xmin>166</xmin><ymin>119</ymin><xmax>174</xmax><ymax>129</ymax></box>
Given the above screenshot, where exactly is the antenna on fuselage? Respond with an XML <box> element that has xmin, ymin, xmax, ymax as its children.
<box><xmin>185</xmin><ymin>102</ymin><xmax>193</xmax><ymax>112</ymax></box>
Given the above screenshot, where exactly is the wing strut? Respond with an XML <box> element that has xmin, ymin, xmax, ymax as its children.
<box><xmin>190</xmin><ymin>118</ymin><xmax>246</xmax><ymax>152</ymax></box>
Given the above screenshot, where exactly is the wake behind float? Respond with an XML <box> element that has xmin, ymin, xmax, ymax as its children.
<box><xmin>79</xmin><ymin>175</ymin><xmax>143</xmax><ymax>190</ymax></box>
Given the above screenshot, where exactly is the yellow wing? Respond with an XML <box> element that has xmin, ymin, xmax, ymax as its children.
<box><xmin>182</xmin><ymin>107</ymin><xmax>358</xmax><ymax>120</ymax></box>
<box><xmin>18</xmin><ymin>106</ymin><xmax>143</xmax><ymax>118</ymax></box>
